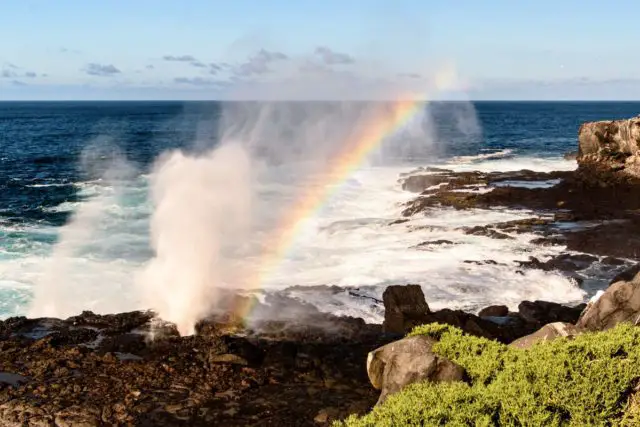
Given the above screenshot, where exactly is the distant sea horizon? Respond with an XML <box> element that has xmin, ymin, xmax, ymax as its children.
<box><xmin>1</xmin><ymin>99</ymin><xmax>640</xmax><ymax>103</ymax></box>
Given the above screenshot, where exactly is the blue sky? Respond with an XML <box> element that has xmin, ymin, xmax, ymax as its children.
<box><xmin>1</xmin><ymin>0</ymin><xmax>639</xmax><ymax>100</ymax></box>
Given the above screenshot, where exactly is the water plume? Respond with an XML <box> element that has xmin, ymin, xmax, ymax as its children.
<box><xmin>29</xmin><ymin>141</ymin><xmax>135</xmax><ymax>318</ymax></box>
<box><xmin>137</xmin><ymin>143</ymin><xmax>251</xmax><ymax>335</ymax></box>
<box><xmin>137</xmin><ymin>59</ymin><xmax>469</xmax><ymax>335</ymax></box>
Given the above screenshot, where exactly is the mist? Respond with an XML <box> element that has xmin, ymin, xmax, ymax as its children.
<box><xmin>133</xmin><ymin>57</ymin><xmax>480</xmax><ymax>335</ymax></box>
<box><xmin>26</xmin><ymin>53</ymin><xmax>481</xmax><ymax>335</ymax></box>
<box><xmin>28</xmin><ymin>141</ymin><xmax>136</xmax><ymax>318</ymax></box>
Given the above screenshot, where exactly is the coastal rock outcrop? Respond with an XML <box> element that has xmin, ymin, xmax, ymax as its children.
<box><xmin>366</xmin><ymin>335</ymin><xmax>465</xmax><ymax>404</ymax></box>
<box><xmin>478</xmin><ymin>305</ymin><xmax>509</xmax><ymax>318</ymax></box>
<box><xmin>517</xmin><ymin>300</ymin><xmax>586</xmax><ymax>326</ymax></box>
<box><xmin>381</xmin><ymin>285</ymin><xmax>588</xmax><ymax>343</ymax></box>
<box><xmin>578</xmin><ymin>116</ymin><xmax>640</xmax><ymax>176</ymax></box>
<box><xmin>577</xmin><ymin>271</ymin><xmax>640</xmax><ymax>331</ymax></box>
<box><xmin>0</xmin><ymin>306</ymin><xmax>390</xmax><ymax>426</ymax></box>
<box><xmin>382</xmin><ymin>285</ymin><xmax>430</xmax><ymax>334</ymax></box>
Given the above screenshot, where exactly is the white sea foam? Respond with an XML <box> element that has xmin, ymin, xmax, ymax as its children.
<box><xmin>450</xmin><ymin>148</ymin><xmax>515</xmax><ymax>164</ymax></box>
<box><xmin>2</xmin><ymin>151</ymin><xmax>592</xmax><ymax>324</ymax></box>
<box><xmin>436</xmin><ymin>154</ymin><xmax>577</xmax><ymax>173</ymax></box>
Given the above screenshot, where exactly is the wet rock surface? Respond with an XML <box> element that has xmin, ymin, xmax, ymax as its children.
<box><xmin>577</xmin><ymin>270</ymin><xmax>640</xmax><ymax>332</ymax></box>
<box><xmin>0</xmin><ymin>307</ymin><xmax>389</xmax><ymax>426</ymax></box>
<box><xmin>396</xmin><ymin>152</ymin><xmax>640</xmax><ymax>268</ymax></box>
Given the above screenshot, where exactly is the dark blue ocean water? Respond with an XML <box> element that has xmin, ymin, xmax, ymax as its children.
<box><xmin>1</xmin><ymin>101</ymin><xmax>639</xmax><ymax>320</ymax></box>
<box><xmin>2</xmin><ymin>101</ymin><xmax>639</xmax><ymax>228</ymax></box>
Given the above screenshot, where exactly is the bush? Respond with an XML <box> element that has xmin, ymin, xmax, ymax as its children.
<box><xmin>337</xmin><ymin>323</ymin><xmax>640</xmax><ymax>426</ymax></box>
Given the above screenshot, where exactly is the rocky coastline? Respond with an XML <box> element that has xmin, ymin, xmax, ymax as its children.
<box><xmin>3</xmin><ymin>116</ymin><xmax>640</xmax><ymax>426</ymax></box>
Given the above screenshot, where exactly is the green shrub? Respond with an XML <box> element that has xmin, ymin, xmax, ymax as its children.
<box><xmin>337</xmin><ymin>323</ymin><xmax>640</xmax><ymax>426</ymax></box>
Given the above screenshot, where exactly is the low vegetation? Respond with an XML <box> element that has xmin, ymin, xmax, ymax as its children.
<box><xmin>337</xmin><ymin>323</ymin><xmax>640</xmax><ymax>426</ymax></box>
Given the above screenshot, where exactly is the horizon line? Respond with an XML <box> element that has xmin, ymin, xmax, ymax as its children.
<box><xmin>2</xmin><ymin>99</ymin><xmax>640</xmax><ymax>103</ymax></box>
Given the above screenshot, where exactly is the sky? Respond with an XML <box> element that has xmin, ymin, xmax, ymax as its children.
<box><xmin>1</xmin><ymin>0</ymin><xmax>639</xmax><ymax>100</ymax></box>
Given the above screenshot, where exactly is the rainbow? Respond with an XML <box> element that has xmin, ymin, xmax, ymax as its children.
<box><xmin>234</xmin><ymin>98</ymin><xmax>425</xmax><ymax>320</ymax></box>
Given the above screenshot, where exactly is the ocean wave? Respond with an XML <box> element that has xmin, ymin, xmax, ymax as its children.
<box><xmin>25</xmin><ymin>183</ymin><xmax>75</xmax><ymax>188</ymax></box>
<box><xmin>439</xmin><ymin>155</ymin><xmax>577</xmax><ymax>173</ymax></box>
<box><xmin>0</xmin><ymin>159</ymin><xmax>594</xmax><ymax>321</ymax></box>
<box><xmin>450</xmin><ymin>148</ymin><xmax>515</xmax><ymax>164</ymax></box>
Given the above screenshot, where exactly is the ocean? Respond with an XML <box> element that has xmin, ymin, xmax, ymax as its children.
<box><xmin>2</xmin><ymin>101</ymin><xmax>640</xmax><ymax>325</ymax></box>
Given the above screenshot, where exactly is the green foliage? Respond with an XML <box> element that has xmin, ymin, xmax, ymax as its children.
<box><xmin>338</xmin><ymin>323</ymin><xmax>640</xmax><ymax>427</ymax></box>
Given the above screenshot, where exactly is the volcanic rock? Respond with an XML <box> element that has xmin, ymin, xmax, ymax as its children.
<box><xmin>366</xmin><ymin>335</ymin><xmax>465</xmax><ymax>404</ymax></box>
<box><xmin>610</xmin><ymin>263</ymin><xmax>640</xmax><ymax>285</ymax></box>
<box><xmin>401</xmin><ymin>174</ymin><xmax>449</xmax><ymax>193</ymax></box>
<box><xmin>517</xmin><ymin>300</ymin><xmax>586</xmax><ymax>326</ymax></box>
<box><xmin>578</xmin><ymin>116</ymin><xmax>640</xmax><ymax>176</ymax></box>
<box><xmin>382</xmin><ymin>285</ymin><xmax>430</xmax><ymax>334</ymax></box>
<box><xmin>478</xmin><ymin>305</ymin><xmax>509</xmax><ymax>318</ymax></box>
<box><xmin>0</xmin><ymin>308</ymin><xmax>390</xmax><ymax>426</ymax></box>
<box><xmin>577</xmin><ymin>271</ymin><xmax>640</xmax><ymax>331</ymax></box>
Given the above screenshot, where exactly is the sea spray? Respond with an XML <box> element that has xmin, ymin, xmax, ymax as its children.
<box><xmin>138</xmin><ymin>143</ymin><xmax>252</xmax><ymax>336</ymax></box>
<box><xmin>28</xmin><ymin>144</ymin><xmax>135</xmax><ymax>318</ymax></box>
<box><xmin>136</xmin><ymin>63</ymin><xmax>472</xmax><ymax>335</ymax></box>
<box><xmin>28</xmin><ymin>58</ymin><xmax>477</xmax><ymax>333</ymax></box>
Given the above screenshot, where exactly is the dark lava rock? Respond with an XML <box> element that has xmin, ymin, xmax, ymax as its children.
<box><xmin>564</xmin><ymin>219</ymin><xmax>640</xmax><ymax>260</ymax></box>
<box><xmin>382</xmin><ymin>285</ymin><xmax>430</xmax><ymax>334</ymax></box>
<box><xmin>401</xmin><ymin>174</ymin><xmax>450</xmax><ymax>193</ymax></box>
<box><xmin>478</xmin><ymin>305</ymin><xmax>509</xmax><ymax>318</ymax></box>
<box><xmin>517</xmin><ymin>300</ymin><xmax>586</xmax><ymax>326</ymax></box>
<box><xmin>381</xmin><ymin>286</ymin><xmax>543</xmax><ymax>343</ymax></box>
<box><xmin>463</xmin><ymin>226</ymin><xmax>514</xmax><ymax>240</ymax></box>
<box><xmin>530</xmin><ymin>236</ymin><xmax>567</xmax><ymax>246</ymax></box>
<box><xmin>415</xmin><ymin>240</ymin><xmax>454</xmax><ymax>248</ymax></box>
<box><xmin>602</xmin><ymin>256</ymin><xmax>626</xmax><ymax>266</ymax></box>
<box><xmin>0</xmin><ymin>307</ymin><xmax>392</xmax><ymax>426</ymax></box>
<box><xmin>610</xmin><ymin>263</ymin><xmax>640</xmax><ymax>285</ymax></box>
<box><xmin>425</xmin><ymin>167</ymin><xmax>454</xmax><ymax>173</ymax></box>
<box><xmin>517</xmin><ymin>254</ymin><xmax>597</xmax><ymax>273</ymax></box>
<box><xmin>421</xmin><ymin>309</ymin><xmax>534</xmax><ymax>344</ymax></box>
<box><xmin>401</xmin><ymin>162</ymin><xmax>640</xmax><ymax>238</ymax></box>
<box><xmin>463</xmin><ymin>260</ymin><xmax>503</xmax><ymax>266</ymax></box>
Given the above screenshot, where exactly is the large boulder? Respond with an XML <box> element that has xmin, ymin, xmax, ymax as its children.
<box><xmin>366</xmin><ymin>335</ymin><xmax>465</xmax><ymax>404</ymax></box>
<box><xmin>578</xmin><ymin>117</ymin><xmax>640</xmax><ymax>176</ymax></box>
<box><xmin>510</xmin><ymin>322</ymin><xmax>581</xmax><ymax>349</ymax></box>
<box><xmin>577</xmin><ymin>272</ymin><xmax>640</xmax><ymax>331</ymax></box>
<box><xmin>382</xmin><ymin>285</ymin><xmax>430</xmax><ymax>334</ymax></box>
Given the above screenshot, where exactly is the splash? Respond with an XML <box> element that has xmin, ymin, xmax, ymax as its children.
<box><xmin>136</xmin><ymin>59</ymin><xmax>466</xmax><ymax>334</ymax></box>
<box><xmin>137</xmin><ymin>143</ymin><xmax>251</xmax><ymax>336</ymax></box>
<box><xmin>28</xmin><ymin>143</ymin><xmax>135</xmax><ymax>318</ymax></box>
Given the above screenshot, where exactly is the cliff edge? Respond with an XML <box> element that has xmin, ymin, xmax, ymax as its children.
<box><xmin>578</xmin><ymin>116</ymin><xmax>640</xmax><ymax>176</ymax></box>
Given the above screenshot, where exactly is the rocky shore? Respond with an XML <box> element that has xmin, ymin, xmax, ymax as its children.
<box><xmin>3</xmin><ymin>116</ymin><xmax>640</xmax><ymax>426</ymax></box>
